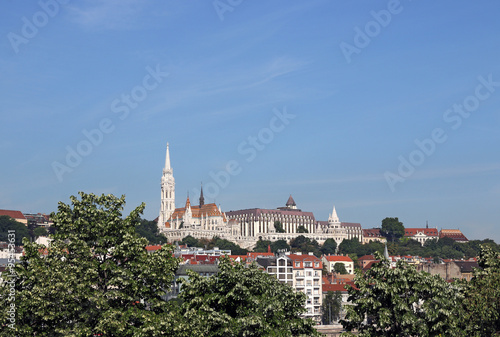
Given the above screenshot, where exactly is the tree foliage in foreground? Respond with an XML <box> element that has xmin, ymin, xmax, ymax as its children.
<box><xmin>458</xmin><ymin>245</ymin><xmax>500</xmax><ymax>336</ymax></box>
<box><xmin>179</xmin><ymin>257</ymin><xmax>320</xmax><ymax>337</ymax></box>
<box><xmin>341</xmin><ymin>252</ymin><xmax>463</xmax><ymax>337</ymax></box>
<box><xmin>0</xmin><ymin>192</ymin><xmax>181</xmax><ymax>337</ymax></box>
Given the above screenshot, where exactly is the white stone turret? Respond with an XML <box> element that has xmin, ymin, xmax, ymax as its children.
<box><xmin>328</xmin><ymin>205</ymin><xmax>340</xmax><ymax>228</ymax></box>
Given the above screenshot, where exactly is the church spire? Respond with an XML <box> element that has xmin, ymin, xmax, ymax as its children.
<box><xmin>164</xmin><ymin>142</ymin><xmax>171</xmax><ymax>171</ymax></box>
<box><xmin>199</xmin><ymin>182</ymin><xmax>205</xmax><ymax>207</ymax></box>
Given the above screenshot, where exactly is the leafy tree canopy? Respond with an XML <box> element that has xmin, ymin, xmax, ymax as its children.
<box><xmin>254</xmin><ymin>238</ymin><xmax>291</xmax><ymax>253</ymax></box>
<box><xmin>342</xmin><ymin>252</ymin><xmax>464</xmax><ymax>337</ymax></box>
<box><xmin>179</xmin><ymin>235</ymin><xmax>248</xmax><ymax>255</ymax></box>
<box><xmin>320</xmin><ymin>238</ymin><xmax>337</xmax><ymax>255</ymax></box>
<box><xmin>290</xmin><ymin>235</ymin><xmax>321</xmax><ymax>257</ymax></box>
<box><xmin>180</xmin><ymin>234</ymin><xmax>201</xmax><ymax>247</ymax></box>
<box><xmin>179</xmin><ymin>257</ymin><xmax>320</xmax><ymax>336</ymax></box>
<box><xmin>0</xmin><ymin>192</ymin><xmax>181</xmax><ymax>337</ymax></box>
<box><xmin>381</xmin><ymin>217</ymin><xmax>405</xmax><ymax>242</ymax></box>
<box><xmin>458</xmin><ymin>245</ymin><xmax>500</xmax><ymax>336</ymax></box>
<box><xmin>0</xmin><ymin>215</ymin><xmax>30</xmax><ymax>245</ymax></box>
<box><xmin>212</xmin><ymin>237</ymin><xmax>248</xmax><ymax>255</ymax></box>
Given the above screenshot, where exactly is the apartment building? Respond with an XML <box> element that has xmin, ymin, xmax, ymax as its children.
<box><xmin>287</xmin><ymin>252</ymin><xmax>323</xmax><ymax>322</ymax></box>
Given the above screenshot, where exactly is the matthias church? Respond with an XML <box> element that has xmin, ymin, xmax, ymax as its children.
<box><xmin>158</xmin><ymin>143</ymin><xmax>363</xmax><ymax>249</ymax></box>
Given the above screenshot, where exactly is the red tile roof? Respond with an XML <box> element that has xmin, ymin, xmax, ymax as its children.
<box><xmin>323</xmin><ymin>255</ymin><xmax>353</xmax><ymax>262</ymax></box>
<box><xmin>145</xmin><ymin>245</ymin><xmax>162</xmax><ymax>252</ymax></box>
<box><xmin>169</xmin><ymin>203</ymin><xmax>226</xmax><ymax>221</ymax></box>
<box><xmin>439</xmin><ymin>229</ymin><xmax>468</xmax><ymax>242</ymax></box>
<box><xmin>362</xmin><ymin>260</ymin><xmax>380</xmax><ymax>271</ymax></box>
<box><xmin>287</xmin><ymin>254</ymin><xmax>321</xmax><ymax>262</ymax></box>
<box><xmin>363</xmin><ymin>228</ymin><xmax>383</xmax><ymax>237</ymax></box>
<box><xmin>0</xmin><ymin>209</ymin><xmax>26</xmax><ymax>220</ymax></box>
<box><xmin>404</xmin><ymin>228</ymin><xmax>438</xmax><ymax>237</ymax></box>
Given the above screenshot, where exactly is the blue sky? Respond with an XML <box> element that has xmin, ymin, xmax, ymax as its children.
<box><xmin>1</xmin><ymin>0</ymin><xmax>499</xmax><ymax>243</ymax></box>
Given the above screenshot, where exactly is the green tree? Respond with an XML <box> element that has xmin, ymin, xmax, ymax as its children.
<box><xmin>381</xmin><ymin>217</ymin><xmax>405</xmax><ymax>243</ymax></box>
<box><xmin>32</xmin><ymin>226</ymin><xmax>48</xmax><ymax>238</ymax></box>
<box><xmin>254</xmin><ymin>238</ymin><xmax>290</xmax><ymax>253</ymax></box>
<box><xmin>254</xmin><ymin>237</ymin><xmax>272</xmax><ymax>252</ymax></box>
<box><xmin>0</xmin><ymin>215</ymin><xmax>30</xmax><ymax>245</ymax></box>
<box><xmin>334</xmin><ymin>263</ymin><xmax>348</xmax><ymax>275</ymax></box>
<box><xmin>322</xmin><ymin>291</ymin><xmax>343</xmax><ymax>325</ymax></box>
<box><xmin>179</xmin><ymin>257</ymin><xmax>320</xmax><ymax>336</ymax></box>
<box><xmin>341</xmin><ymin>252</ymin><xmax>463</xmax><ymax>337</ymax></box>
<box><xmin>180</xmin><ymin>234</ymin><xmax>200</xmax><ymax>247</ymax></box>
<box><xmin>0</xmin><ymin>192</ymin><xmax>181</xmax><ymax>336</ymax></box>
<box><xmin>213</xmin><ymin>237</ymin><xmax>248</xmax><ymax>255</ymax></box>
<box><xmin>135</xmin><ymin>218</ymin><xmax>168</xmax><ymax>244</ymax></box>
<box><xmin>296</xmin><ymin>225</ymin><xmax>308</xmax><ymax>233</ymax></box>
<box><xmin>274</xmin><ymin>221</ymin><xmax>285</xmax><ymax>233</ymax></box>
<box><xmin>320</xmin><ymin>238</ymin><xmax>337</xmax><ymax>255</ymax></box>
<box><xmin>271</xmin><ymin>239</ymin><xmax>290</xmax><ymax>253</ymax></box>
<box><xmin>459</xmin><ymin>245</ymin><xmax>500</xmax><ymax>336</ymax></box>
<box><xmin>290</xmin><ymin>235</ymin><xmax>321</xmax><ymax>257</ymax></box>
<box><xmin>338</xmin><ymin>237</ymin><xmax>362</xmax><ymax>256</ymax></box>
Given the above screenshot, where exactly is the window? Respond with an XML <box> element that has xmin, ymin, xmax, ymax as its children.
<box><xmin>314</xmin><ymin>262</ymin><xmax>319</xmax><ymax>268</ymax></box>
<box><xmin>304</xmin><ymin>262</ymin><xmax>312</xmax><ymax>268</ymax></box>
<box><xmin>295</xmin><ymin>261</ymin><xmax>300</xmax><ymax>267</ymax></box>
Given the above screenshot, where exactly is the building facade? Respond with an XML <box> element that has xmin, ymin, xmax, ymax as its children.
<box><xmin>322</xmin><ymin>255</ymin><xmax>354</xmax><ymax>274</ymax></box>
<box><xmin>362</xmin><ymin>228</ymin><xmax>387</xmax><ymax>244</ymax></box>
<box><xmin>287</xmin><ymin>252</ymin><xmax>323</xmax><ymax>322</ymax></box>
<box><xmin>404</xmin><ymin>227</ymin><xmax>439</xmax><ymax>245</ymax></box>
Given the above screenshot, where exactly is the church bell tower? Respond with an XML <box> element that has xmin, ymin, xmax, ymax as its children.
<box><xmin>158</xmin><ymin>143</ymin><xmax>175</xmax><ymax>231</ymax></box>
